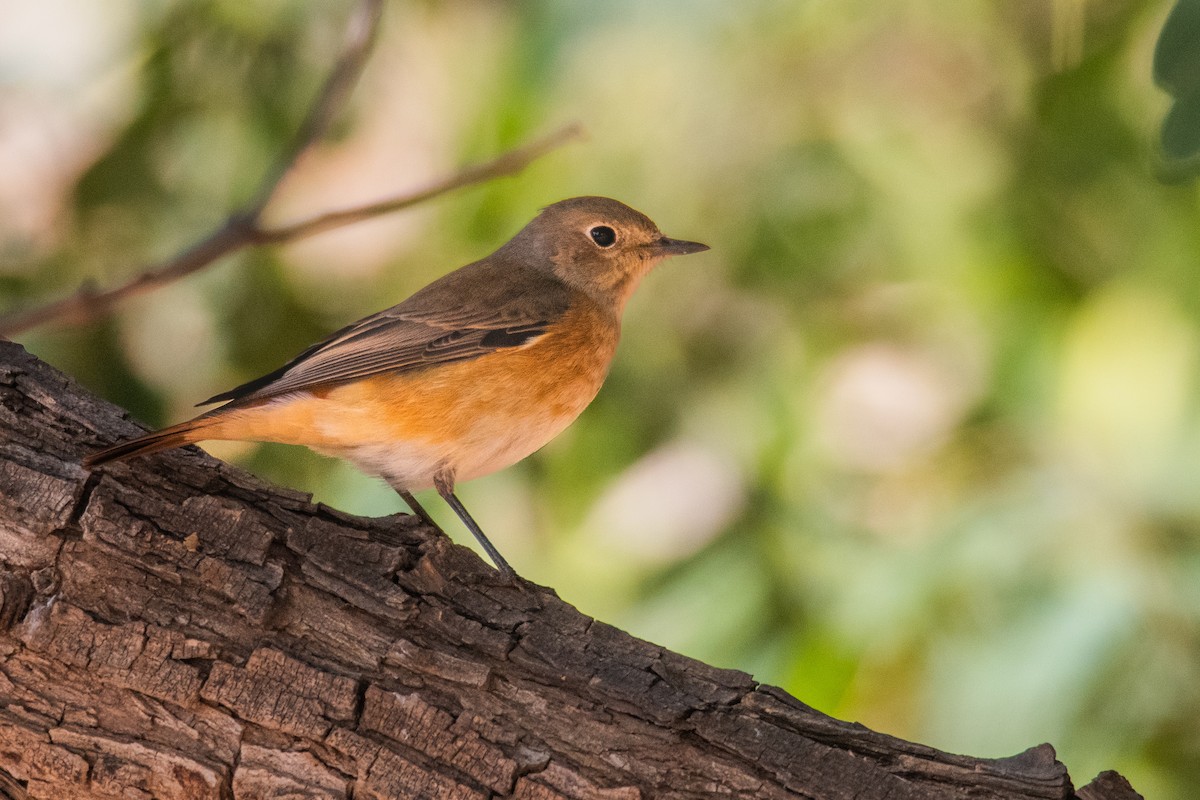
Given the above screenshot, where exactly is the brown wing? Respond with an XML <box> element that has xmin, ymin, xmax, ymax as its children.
<box><xmin>201</xmin><ymin>258</ymin><xmax>571</xmax><ymax>406</ymax></box>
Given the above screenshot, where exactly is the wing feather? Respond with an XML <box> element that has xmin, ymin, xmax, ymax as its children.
<box><xmin>201</xmin><ymin>259</ymin><xmax>571</xmax><ymax>406</ymax></box>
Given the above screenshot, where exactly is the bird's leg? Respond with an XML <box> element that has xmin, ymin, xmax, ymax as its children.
<box><xmin>396</xmin><ymin>489</ymin><xmax>442</xmax><ymax>532</ymax></box>
<box><xmin>433</xmin><ymin>469</ymin><xmax>516</xmax><ymax>577</ymax></box>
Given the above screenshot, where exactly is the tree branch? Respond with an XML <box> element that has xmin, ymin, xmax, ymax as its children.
<box><xmin>247</xmin><ymin>0</ymin><xmax>385</xmax><ymax>215</ymax></box>
<box><xmin>0</xmin><ymin>0</ymin><xmax>580</xmax><ymax>339</ymax></box>
<box><xmin>257</xmin><ymin>123</ymin><xmax>583</xmax><ymax>244</ymax></box>
<box><xmin>0</xmin><ymin>340</ymin><xmax>1144</xmax><ymax>800</ymax></box>
<box><xmin>0</xmin><ymin>124</ymin><xmax>580</xmax><ymax>338</ymax></box>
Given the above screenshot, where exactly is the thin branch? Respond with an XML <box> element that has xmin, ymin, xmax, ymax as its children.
<box><xmin>247</xmin><ymin>0</ymin><xmax>384</xmax><ymax>214</ymax></box>
<box><xmin>0</xmin><ymin>219</ymin><xmax>253</xmax><ymax>336</ymax></box>
<box><xmin>0</xmin><ymin>124</ymin><xmax>582</xmax><ymax>337</ymax></box>
<box><xmin>259</xmin><ymin>123</ymin><xmax>584</xmax><ymax>243</ymax></box>
<box><xmin>0</xmin><ymin>0</ymin><xmax>385</xmax><ymax>339</ymax></box>
<box><xmin>0</xmin><ymin>0</ymin><xmax>581</xmax><ymax>339</ymax></box>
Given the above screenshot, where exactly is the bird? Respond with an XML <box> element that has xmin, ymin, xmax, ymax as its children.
<box><xmin>84</xmin><ymin>196</ymin><xmax>709</xmax><ymax>576</ymax></box>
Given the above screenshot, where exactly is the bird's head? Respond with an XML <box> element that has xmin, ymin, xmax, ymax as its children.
<box><xmin>503</xmin><ymin>196</ymin><xmax>708</xmax><ymax>311</ymax></box>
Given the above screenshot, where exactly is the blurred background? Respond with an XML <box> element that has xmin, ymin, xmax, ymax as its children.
<box><xmin>2</xmin><ymin>0</ymin><xmax>1196</xmax><ymax>794</ymax></box>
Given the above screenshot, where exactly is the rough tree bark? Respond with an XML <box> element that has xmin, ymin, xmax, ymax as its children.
<box><xmin>0</xmin><ymin>340</ymin><xmax>1143</xmax><ymax>800</ymax></box>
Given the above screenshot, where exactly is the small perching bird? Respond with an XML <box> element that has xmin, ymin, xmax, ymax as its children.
<box><xmin>85</xmin><ymin>196</ymin><xmax>709</xmax><ymax>576</ymax></box>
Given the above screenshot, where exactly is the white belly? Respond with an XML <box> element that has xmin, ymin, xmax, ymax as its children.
<box><xmin>321</xmin><ymin>404</ymin><xmax>578</xmax><ymax>492</ymax></box>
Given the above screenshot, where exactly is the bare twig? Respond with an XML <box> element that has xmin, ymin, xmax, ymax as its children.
<box><xmin>0</xmin><ymin>0</ymin><xmax>581</xmax><ymax>338</ymax></box>
<box><xmin>1</xmin><ymin>0</ymin><xmax>386</xmax><ymax>338</ymax></box>
<box><xmin>247</xmin><ymin>0</ymin><xmax>384</xmax><ymax>213</ymax></box>
<box><xmin>259</xmin><ymin>123</ymin><xmax>583</xmax><ymax>243</ymax></box>
<box><xmin>2</xmin><ymin>127</ymin><xmax>580</xmax><ymax>335</ymax></box>
<box><xmin>0</xmin><ymin>220</ymin><xmax>253</xmax><ymax>335</ymax></box>
<box><xmin>0</xmin><ymin>124</ymin><xmax>581</xmax><ymax>337</ymax></box>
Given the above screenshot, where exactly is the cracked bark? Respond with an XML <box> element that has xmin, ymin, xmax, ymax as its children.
<box><xmin>0</xmin><ymin>340</ymin><xmax>1144</xmax><ymax>800</ymax></box>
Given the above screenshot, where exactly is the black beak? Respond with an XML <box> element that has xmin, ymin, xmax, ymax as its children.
<box><xmin>648</xmin><ymin>236</ymin><xmax>709</xmax><ymax>256</ymax></box>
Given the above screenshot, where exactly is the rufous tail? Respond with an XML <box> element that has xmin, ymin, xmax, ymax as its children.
<box><xmin>83</xmin><ymin>418</ymin><xmax>214</xmax><ymax>468</ymax></box>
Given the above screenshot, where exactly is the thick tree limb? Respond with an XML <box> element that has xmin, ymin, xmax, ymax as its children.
<box><xmin>0</xmin><ymin>341</ymin><xmax>1143</xmax><ymax>800</ymax></box>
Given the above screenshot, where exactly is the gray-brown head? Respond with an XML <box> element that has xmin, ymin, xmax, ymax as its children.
<box><xmin>499</xmin><ymin>196</ymin><xmax>708</xmax><ymax>311</ymax></box>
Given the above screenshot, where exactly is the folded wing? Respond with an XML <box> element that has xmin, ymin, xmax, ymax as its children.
<box><xmin>202</xmin><ymin>259</ymin><xmax>571</xmax><ymax>406</ymax></box>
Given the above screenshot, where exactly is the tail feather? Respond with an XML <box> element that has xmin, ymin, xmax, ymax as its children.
<box><xmin>84</xmin><ymin>419</ymin><xmax>212</xmax><ymax>468</ymax></box>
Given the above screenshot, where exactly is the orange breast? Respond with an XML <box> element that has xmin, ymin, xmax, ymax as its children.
<box><xmin>205</xmin><ymin>299</ymin><xmax>621</xmax><ymax>489</ymax></box>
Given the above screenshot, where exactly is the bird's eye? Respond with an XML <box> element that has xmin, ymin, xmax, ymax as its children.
<box><xmin>589</xmin><ymin>226</ymin><xmax>617</xmax><ymax>248</ymax></box>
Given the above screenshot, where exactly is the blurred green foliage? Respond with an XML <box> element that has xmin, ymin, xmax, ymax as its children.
<box><xmin>2</xmin><ymin>0</ymin><xmax>1198</xmax><ymax>795</ymax></box>
<box><xmin>1156</xmin><ymin>0</ymin><xmax>1200</xmax><ymax>177</ymax></box>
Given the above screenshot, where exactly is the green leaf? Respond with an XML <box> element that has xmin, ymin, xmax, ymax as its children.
<box><xmin>1155</xmin><ymin>0</ymin><xmax>1200</xmax><ymax>179</ymax></box>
